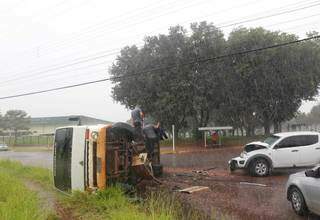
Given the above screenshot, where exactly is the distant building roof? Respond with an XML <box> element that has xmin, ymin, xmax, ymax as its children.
<box><xmin>30</xmin><ymin>115</ymin><xmax>112</xmax><ymax>126</ymax></box>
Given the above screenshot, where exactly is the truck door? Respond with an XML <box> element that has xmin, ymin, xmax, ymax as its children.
<box><xmin>295</xmin><ymin>135</ymin><xmax>319</xmax><ymax>166</ymax></box>
<box><xmin>272</xmin><ymin>136</ymin><xmax>300</xmax><ymax>167</ymax></box>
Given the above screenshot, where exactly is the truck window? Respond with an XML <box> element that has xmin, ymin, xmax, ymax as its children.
<box><xmin>54</xmin><ymin>128</ymin><xmax>73</xmax><ymax>192</ymax></box>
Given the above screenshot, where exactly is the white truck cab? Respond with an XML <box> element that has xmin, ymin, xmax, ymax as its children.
<box><xmin>53</xmin><ymin>126</ymin><xmax>87</xmax><ymax>192</ymax></box>
<box><xmin>53</xmin><ymin>124</ymin><xmax>114</xmax><ymax>192</ymax></box>
<box><xmin>229</xmin><ymin>131</ymin><xmax>320</xmax><ymax>176</ymax></box>
<box><xmin>53</xmin><ymin>122</ymin><xmax>163</xmax><ymax>193</ymax></box>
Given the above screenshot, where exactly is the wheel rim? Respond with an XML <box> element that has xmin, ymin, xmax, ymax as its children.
<box><xmin>292</xmin><ymin>191</ymin><xmax>302</xmax><ymax>211</ymax></box>
<box><xmin>255</xmin><ymin>162</ymin><xmax>267</xmax><ymax>175</ymax></box>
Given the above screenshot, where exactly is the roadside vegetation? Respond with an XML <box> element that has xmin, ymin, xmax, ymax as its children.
<box><xmin>0</xmin><ymin>160</ymin><xmax>212</xmax><ymax>220</ymax></box>
<box><xmin>0</xmin><ymin>160</ymin><xmax>53</xmax><ymax>220</ymax></box>
<box><xmin>61</xmin><ymin>187</ymin><xmax>210</xmax><ymax>220</ymax></box>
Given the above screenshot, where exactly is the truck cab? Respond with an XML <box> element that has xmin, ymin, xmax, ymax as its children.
<box><xmin>53</xmin><ymin>123</ymin><xmax>162</xmax><ymax>193</ymax></box>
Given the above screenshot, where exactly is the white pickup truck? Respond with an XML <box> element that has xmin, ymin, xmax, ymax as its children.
<box><xmin>229</xmin><ymin>131</ymin><xmax>320</xmax><ymax>176</ymax></box>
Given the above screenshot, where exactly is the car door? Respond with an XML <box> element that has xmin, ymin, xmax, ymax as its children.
<box><xmin>296</xmin><ymin>135</ymin><xmax>320</xmax><ymax>166</ymax></box>
<box><xmin>272</xmin><ymin>136</ymin><xmax>300</xmax><ymax>167</ymax></box>
<box><xmin>303</xmin><ymin>168</ymin><xmax>320</xmax><ymax>214</ymax></box>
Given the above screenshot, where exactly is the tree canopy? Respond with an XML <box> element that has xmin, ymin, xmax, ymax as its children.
<box><xmin>1</xmin><ymin>110</ymin><xmax>30</xmax><ymax>142</ymax></box>
<box><xmin>110</xmin><ymin>22</ymin><xmax>320</xmax><ymax>137</ymax></box>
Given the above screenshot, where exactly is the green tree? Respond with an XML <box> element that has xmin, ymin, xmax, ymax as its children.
<box><xmin>223</xmin><ymin>27</ymin><xmax>320</xmax><ymax>135</ymax></box>
<box><xmin>110</xmin><ymin>22</ymin><xmax>226</xmax><ymax>136</ymax></box>
<box><xmin>110</xmin><ymin>23</ymin><xmax>320</xmax><ymax>137</ymax></box>
<box><xmin>187</xmin><ymin>22</ymin><xmax>226</xmax><ymax>138</ymax></box>
<box><xmin>111</xmin><ymin>26</ymin><xmax>191</xmax><ymax>133</ymax></box>
<box><xmin>0</xmin><ymin>112</ymin><xmax>3</xmax><ymax>135</ymax></box>
<box><xmin>4</xmin><ymin>110</ymin><xmax>30</xmax><ymax>145</ymax></box>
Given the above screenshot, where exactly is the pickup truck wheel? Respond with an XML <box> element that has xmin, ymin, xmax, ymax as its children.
<box><xmin>289</xmin><ymin>187</ymin><xmax>308</xmax><ymax>216</ymax></box>
<box><xmin>229</xmin><ymin>160</ymin><xmax>236</xmax><ymax>172</ymax></box>
<box><xmin>249</xmin><ymin>158</ymin><xmax>269</xmax><ymax>177</ymax></box>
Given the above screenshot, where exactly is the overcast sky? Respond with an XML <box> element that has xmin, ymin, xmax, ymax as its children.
<box><xmin>0</xmin><ymin>0</ymin><xmax>319</xmax><ymax>121</ymax></box>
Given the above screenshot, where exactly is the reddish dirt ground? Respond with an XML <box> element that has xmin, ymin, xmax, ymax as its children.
<box><xmin>160</xmin><ymin>146</ymin><xmax>318</xmax><ymax>220</ymax></box>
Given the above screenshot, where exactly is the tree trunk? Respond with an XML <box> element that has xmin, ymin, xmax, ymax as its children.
<box><xmin>273</xmin><ymin>122</ymin><xmax>282</xmax><ymax>133</ymax></box>
<box><xmin>263</xmin><ymin>121</ymin><xmax>271</xmax><ymax>136</ymax></box>
<box><xmin>245</xmin><ymin>126</ymin><xmax>253</xmax><ymax>137</ymax></box>
<box><xmin>14</xmin><ymin>129</ymin><xmax>17</xmax><ymax>146</ymax></box>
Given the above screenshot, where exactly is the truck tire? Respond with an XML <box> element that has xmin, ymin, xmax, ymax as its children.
<box><xmin>229</xmin><ymin>160</ymin><xmax>236</xmax><ymax>172</ymax></box>
<box><xmin>249</xmin><ymin>158</ymin><xmax>269</xmax><ymax>177</ymax></box>
<box><xmin>111</xmin><ymin>122</ymin><xmax>134</xmax><ymax>141</ymax></box>
<box><xmin>152</xmin><ymin>164</ymin><xmax>163</xmax><ymax>177</ymax></box>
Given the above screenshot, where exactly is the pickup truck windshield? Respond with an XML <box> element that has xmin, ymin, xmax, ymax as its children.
<box><xmin>263</xmin><ymin>135</ymin><xmax>280</xmax><ymax>146</ymax></box>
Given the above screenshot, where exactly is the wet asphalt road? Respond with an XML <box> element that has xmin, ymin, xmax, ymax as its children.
<box><xmin>0</xmin><ymin>148</ymin><xmax>318</xmax><ymax>220</ymax></box>
<box><xmin>0</xmin><ymin>150</ymin><xmax>52</xmax><ymax>169</ymax></box>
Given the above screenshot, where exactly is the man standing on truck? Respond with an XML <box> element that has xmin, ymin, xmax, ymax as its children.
<box><xmin>131</xmin><ymin>106</ymin><xmax>144</xmax><ymax>128</ymax></box>
<box><xmin>131</xmin><ymin>106</ymin><xmax>144</xmax><ymax>141</ymax></box>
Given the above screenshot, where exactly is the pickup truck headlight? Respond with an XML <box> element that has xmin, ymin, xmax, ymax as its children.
<box><xmin>240</xmin><ymin>151</ymin><xmax>247</xmax><ymax>158</ymax></box>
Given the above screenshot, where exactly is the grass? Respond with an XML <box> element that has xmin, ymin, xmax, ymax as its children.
<box><xmin>0</xmin><ymin>162</ymin><xmax>53</xmax><ymax>220</ymax></box>
<box><xmin>0</xmin><ymin>160</ymin><xmax>223</xmax><ymax>220</ymax></box>
<box><xmin>61</xmin><ymin>187</ymin><xmax>153</xmax><ymax>220</ymax></box>
<box><xmin>61</xmin><ymin>187</ymin><xmax>212</xmax><ymax>220</ymax></box>
<box><xmin>144</xmin><ymin>190</ymin><xmax>208</xmax><ymax>220</ymax></box>
<box><xmin>0</xmin><ymin>160</ymin><xmax>53</xmax><ymax>189</ymax></box>
<box><xmin>0</xmin><ymin>160</ymin><xmax>187</xmax><ymax>220</ymax></box>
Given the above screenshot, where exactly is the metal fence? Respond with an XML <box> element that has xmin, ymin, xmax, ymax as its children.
<box><xmin>0</xmin><ymin>135</ymin><xmax>54</xmax><ymax>146</ymax></box>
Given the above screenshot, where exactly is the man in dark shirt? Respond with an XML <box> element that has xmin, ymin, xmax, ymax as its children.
<box><xmin>131</xmin><ymin>106</ymin><xmax>144</xmax><ymax>127</ymax></box>
<box><xmin>131</xmin><ymin>106</ymin><xmax>144</xmax><ymax>141</ymax></box>
<box><xmin>154</xmin><ymin>122</ymin><xmax>168</xmax><ymax>140</ymax></box>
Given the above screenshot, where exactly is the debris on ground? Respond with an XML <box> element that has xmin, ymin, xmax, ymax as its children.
<box><xmin>179</xmin><ymin>186</ymin><xmax>209</xmax><ymax>194</ymax></box>
<box><xmin>239</xmin><ymin>182</ymin><xmax>268</xmax><ymax>187</ymax></box>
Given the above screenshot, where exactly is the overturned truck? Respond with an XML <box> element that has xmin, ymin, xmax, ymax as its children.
<box><xmin>53</xmin><ymin>122</ymin><xmax>163</xmax><ymax>193</ymax></box>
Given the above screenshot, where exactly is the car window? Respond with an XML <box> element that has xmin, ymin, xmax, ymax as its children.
<box><xmin>276</xmin><ymin>135</ymin><xmax>318</xmax><ymax>149</ymax></box>
<box><xmin>300</xmin><ymin>135</ymin><xmax>318</xmax><ymax>146</ymax></box>
<box><xmin>263</xmin><ymin>135</ymin><xmax>280</xmax><ymax>146</ymax></box>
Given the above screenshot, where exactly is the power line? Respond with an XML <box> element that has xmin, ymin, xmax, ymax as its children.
<box><xmin>26</xmin><ymin>0</ymin><xmax>320</xmax><ymax>55</ymax></box>
<box><xmin>9</xmin><ymin>0</ymin><xmax>199</xmax><ymax>56</ymax></box>
<box><xmin>27</xmin><ymin>0</ymin><xmax>317</xmax><ymax>58</ymax></box>
<box><xmin>265</xmin><ymin>12</ymin><xmax>320</xmax><ymax>29</ymax></box>
<box><xmin>0</xmin><ymin>34</ymin><xmax>319</xmax><ymax>100</ymax></box>
<box><xmin>2</xmin><ymin>4</ymin><xmax>320</xmax><ymax>86</ymax></box>
<box><xmin>0</xmin><ymin>60</ymin><xmax>113</xmax><ymax>88</ymax></box>
<box><xmin>8</xmin><ymin>0</ymin><xmax>319</xmax><ymax>62</ymax></box>
<box><xmin>3</xmin><ymin>0</ymin><xmax>302</xmax><ymax>61</ymax></box>
<box><xmin>2</xmin><ymin>0</ymin><xmax>318</xmax><ymax>83</ymax></box>
<box><xmin>218</xmin><ymin>1</ymin><xmax>320</xmax><ymax>28</ymax></box>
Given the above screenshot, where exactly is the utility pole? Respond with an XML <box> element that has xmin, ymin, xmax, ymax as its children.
<box><xmin>172</xmin><ymin>124</ymin><xmax>175</xmax><ymax>152</ymax></box>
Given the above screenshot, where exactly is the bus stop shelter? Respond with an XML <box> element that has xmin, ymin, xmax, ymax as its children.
<box><xmin>198</xmin><ymin>126</ymin><xmax>233</xmax><ymax>147</ymax></box>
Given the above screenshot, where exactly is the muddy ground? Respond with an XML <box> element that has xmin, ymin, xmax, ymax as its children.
<box><xmin>160</xmin><ymin>146</ymin><xmax>317</xmax><ymax>220</ymax></box>
<box><xmin>0</xmin><ymin>146</ymin><xmax>318</xmax><ymax>219</ymax></box>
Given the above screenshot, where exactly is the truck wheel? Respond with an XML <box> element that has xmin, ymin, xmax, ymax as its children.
<box><xmin>152</xmin><ymin>164</ymin><xmax>163</xmax><ymax>177</ymax></box>
<box><xmin>249</xmin><ymin>158</ymin><xmax>269</xmax><ymax>177</ymax></box>
<box><xmin>229</xmin><ymin>160</ymin><xmax>236</xmax><ymax>172</ymax></box>
<box><xmin>289</xmin><ymin>187</ymin><xmax>308</xmax><ymax>216</ymax></box>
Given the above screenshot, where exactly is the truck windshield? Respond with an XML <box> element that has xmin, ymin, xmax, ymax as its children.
<box><xmin>54</xmin><ymin>128</ymin><xmax>73</xmax><ymax>192</ymax></box>
<box><xmin>263</xmin><ymin>135</ymin><xmax>280</xmax><ymax>146</ymax></box>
